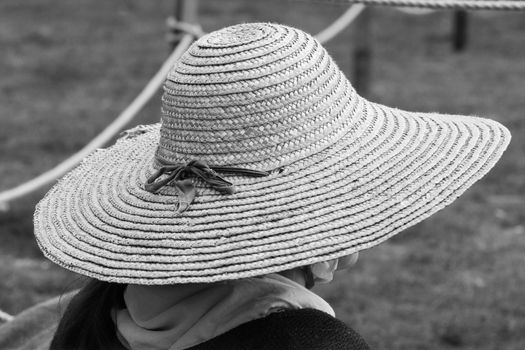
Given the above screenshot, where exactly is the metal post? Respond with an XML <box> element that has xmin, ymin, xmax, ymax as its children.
<box><xmin>353</xmin><ymin>6</ymin><xmax>372</xmax><ymax>96</ymax></box>
<box><xmin>452</xmin><ymin>10</ymin><xmax>468</xmax><ymax>52</ymax></box>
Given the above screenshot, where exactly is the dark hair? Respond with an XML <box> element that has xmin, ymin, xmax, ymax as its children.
<box><xmin>50</xmin><ymin>279</ymin><xmax>127</xmax><ymax>350</ymax></box>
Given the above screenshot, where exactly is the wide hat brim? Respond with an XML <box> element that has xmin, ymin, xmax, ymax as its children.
<box><xmin>34</xmin><ymin>100</ymin><xmax>510</xmax><ymax>284</ymax></box>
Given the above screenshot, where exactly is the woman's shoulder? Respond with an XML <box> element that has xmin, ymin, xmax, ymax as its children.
<box><xmin>190</xmin><ymin>308</ymin><xmax>370</xmax><ymax>350</ymax></box>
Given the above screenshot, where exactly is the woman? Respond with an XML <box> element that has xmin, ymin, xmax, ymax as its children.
<box><xmin>30</xmin><ymin>22</ymin><xmax>509</xmax><ymax>349</ymax></box>
<box><xmin>49</xmin><ymin>254</ymin><xmax>363</xmax><ymax>350</ymax></box>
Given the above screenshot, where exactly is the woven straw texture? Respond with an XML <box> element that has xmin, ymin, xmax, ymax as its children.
<box><xmin>34</xmin><ymin>23</ymin><xmax>511</xmax><ymax>284</ymax></box>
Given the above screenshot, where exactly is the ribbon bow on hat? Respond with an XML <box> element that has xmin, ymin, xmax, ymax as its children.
<box><xmin>145</xmin><ymin>160</ymin><xmax>270</xmax><ymax>213</ymax></box>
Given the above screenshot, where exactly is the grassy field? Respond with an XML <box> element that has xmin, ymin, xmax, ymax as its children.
<box><xmin>1</xmin><ymin>1</ymin><xmax>524</xmax><ymax>349</ymax></box>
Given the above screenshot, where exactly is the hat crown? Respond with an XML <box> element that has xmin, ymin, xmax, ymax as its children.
<box><xmin>157</xmin><ymin>23</ymin><xmax>357</xmax><ymax>170</ymax></box>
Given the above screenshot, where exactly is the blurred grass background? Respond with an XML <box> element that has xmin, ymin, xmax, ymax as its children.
<box><xmin>0</xmin><ymin>1</ymin><xmax>524</xmax><ymax>349</ymax></box>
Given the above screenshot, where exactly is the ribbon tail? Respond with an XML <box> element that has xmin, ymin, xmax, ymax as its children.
<box><xmin>174</xmin><ymin>179</ymin><xmax>196</xmax><ymax>213</ymax></box>
<box><xmin>192</xmin><ymin>167</ymin><xmax>235</xmax><ymax>194</ymax></box>
<box><xmin>211</xmin><ymin>166</ymin><xmax>270</xmax><ymax>177</ymax></box>
<box><xmin>206</xmin><ymin>176</ymin><xmax>235</xmax><ymax>194</ymax></box>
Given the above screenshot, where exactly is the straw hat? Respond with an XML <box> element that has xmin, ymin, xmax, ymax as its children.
<box><xmin>34</xmin><ymin>23</ymin><xmax>511</xmax><ymax>284</ymax></box>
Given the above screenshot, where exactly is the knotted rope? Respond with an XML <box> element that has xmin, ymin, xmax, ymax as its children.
<box><xmin>166</xmin><ymin>18</ymin><xmax>205</xmax><ymax>38</ymax></box>
<box><xmin>3</xmin><ymin>0</ymin><xmax>523</xmax><ymax>209</ymax></box>
<box><xmin>291</xmin><ymin>0</ymin><xmax>525</xmax><ymax>11</ymax></box>
<box><xmin>166</xmin><ymin>17</ymin><xmax>205</xmax><ymax>46</ymax></box>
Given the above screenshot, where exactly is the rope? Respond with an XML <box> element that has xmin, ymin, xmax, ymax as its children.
<box><xmin>0</xmin><ymin>33</ymin><xmax>195</xmax><ymax>210</ymax></box>
<box><xmin>166</xmin><ymin>18</ymin><xmax>205</xmax><ymax>47</ymax></box>
<box><xmin>396</xmin><ymin>6</ymin><xmax>435</xmax><ymax>14</ymax></box>
<box><xmin>0</xmin><ymin>7</ymin><xmax>371</xmax><ymax>209</ymax></box>
<box><xmin>0</xmin><ymin>309</ymin><xmax>14</xmax><ymax>323</ymax></box>
<box><xmin>291</xmin><ymin>0</ymin><xmax>525</xmax><ymax>11</ymax></box>
<box><xmin>315</xmin><ymin>4</ymin><xmax>366</xmax><ymax>43</ymax></box>
<box><xmin>2</xmin><ymin>0</ymin><xmax>520</xmax><ymax>208</ymax></box>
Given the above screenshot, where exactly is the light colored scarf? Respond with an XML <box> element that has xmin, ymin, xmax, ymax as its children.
<box><xmin>114</xmin><ymin>274</ymin><xmax>334</xmax><ymax>350</ymax></box>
